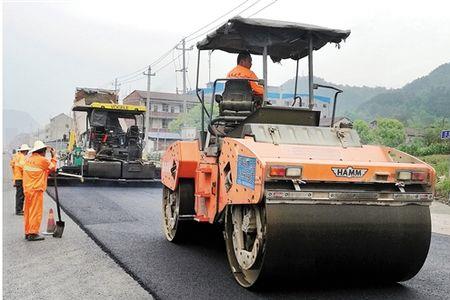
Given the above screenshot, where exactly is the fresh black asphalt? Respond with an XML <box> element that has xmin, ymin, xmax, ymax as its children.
<box><xmin>47</xmin><ymin>184</ymin><xmax>450</xmax><ymax>299</ymax></box>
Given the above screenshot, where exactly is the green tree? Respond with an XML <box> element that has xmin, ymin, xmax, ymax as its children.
<box><xmin>353</xmin><ymin>119</ymin><xmax>375</xmax><ymax>144</ymax></box>
<box><xmin>169</xmin><ymin>103</ymin><xmax>218</xmax><ymax>132</ymax></box>
<box><xmin>423</xmin><ymin>118</ymin><xmax>449</xmax><ymax>145</ymax></box>
<box><xmin>373</xmin><ymin>118</ymin><xmax>405</xmax><ymax>147</ymax></box>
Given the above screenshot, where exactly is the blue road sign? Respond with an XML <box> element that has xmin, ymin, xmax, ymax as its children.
<box><xmin>441</xmin><ymin>130</ymin><xmax>450</xmax><ymax>139</ymax></box>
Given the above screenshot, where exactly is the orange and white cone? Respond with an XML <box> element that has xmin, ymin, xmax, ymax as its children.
<box><xmin>42</xmin><ymin>208</ymin><xmax>56</xmax><ymax>235</ymax></box>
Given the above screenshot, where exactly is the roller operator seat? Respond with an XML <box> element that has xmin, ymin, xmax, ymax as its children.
<box><xmin>210</xmin><ymin>79</ymin><xmax>263</xmax><ymax>139</ymax></box>
<box><xmin>219</xmin><ymin>79</ymin><xmax>258</xmax><ymax>117</ymax></box>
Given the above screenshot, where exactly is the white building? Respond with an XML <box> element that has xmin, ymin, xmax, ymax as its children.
<box><xmin>123</xmin><ymin>91</ymin><xmax>197</xmax><ymax>132</ymax></box>
<box><xmin>45</xmin><ymin>113</ymin><xmax>72</xmax><ymax>142</ymax></box>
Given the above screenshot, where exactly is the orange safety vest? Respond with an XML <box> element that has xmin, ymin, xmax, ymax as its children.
<box><xmin>23</xmin><ymin>153</ymin><xmax>57</xmax><ymax>193</ymax></box>
<box><xmin>10</xmin><ymin>152</ymin><xmax>26</xmax><ymax>181</ymax></box>
<box><xmin>227</xmin><ymin>65</ymin><xmax>264</xmax><ymax>96</ymax></box>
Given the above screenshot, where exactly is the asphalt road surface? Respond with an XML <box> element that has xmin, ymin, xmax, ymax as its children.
<box><xmin>48</xmin><ymin>184</ymin><xmax>450</xmax><ymax>299</ymax></box>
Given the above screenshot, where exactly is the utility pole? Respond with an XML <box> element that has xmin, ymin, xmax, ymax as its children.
<box><xmin>308</xmin><ymin>34</ymin><xmax>314</xmax><ymax>110</ymax></box>
<box><xmin>114</xmin><ymin>78</ymin><xmax>120</xmax><ymax>94</ymax></box>
<box><xmin>208</xmin><ymin>50</ymin><xmax>212</xmax><ymax>83</ymax></box>
<box><xmin>143</xmin><ymin>66</ymin><xmax>156</xmax><ymax>154</ymax></box>
<box><xmin>114</xmin><ymin>78</ymin><xmax>121</xmax><ymax>103</ymax></box>
<box><xmin>176</xmin><ymin>38</ymin><xmax>193</xmax><ymax>114</ymax></box>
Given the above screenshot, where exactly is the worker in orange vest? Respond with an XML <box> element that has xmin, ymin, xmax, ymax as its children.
<box><xmin>23</xmin><ymin>141</ymin><xmax>57</xmax><ymax>241</ymax></box>
<box><xmin>227</xmin><ymin>51</ymin><xmax>264</xmax><ymax>96</ymax></box>
<box><xmin>10</xmin><ymin>144</ymin><xmax>31</xmax><ymax>215</ymax></box>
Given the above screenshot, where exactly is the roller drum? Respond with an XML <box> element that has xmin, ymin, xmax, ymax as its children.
<box><xmin>225</xmin><ymin>202</ymin><xmax>431</xmax><ymax>288</ymax></box>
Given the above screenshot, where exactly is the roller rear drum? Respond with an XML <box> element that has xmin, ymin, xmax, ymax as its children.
<box><xmin>224</xmin><ymin>201</ymin><xmax>431</xmax><ymax>288</ymax></box>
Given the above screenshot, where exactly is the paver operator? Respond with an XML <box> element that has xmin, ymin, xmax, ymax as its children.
<box><xmin>10</xmin><ymin>144</ymin><xmax>31</xmax><ymax>215</ymax></box>
<box><xmin>23</xmin><ymin>141</ymin><xmax>57</xmax><ymax>241</ymax></box>
<box><xmin>227</xmin><ymin>50</ymin><xmax>264</xmax><ymax>96</ymax></box>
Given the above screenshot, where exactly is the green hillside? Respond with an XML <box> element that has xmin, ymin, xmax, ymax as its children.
<box><xmin>280</xmin><ymin>76</ymin><xmax>389</xmax><ymax>114</ymax></box>
<box><xmin>355</xmin><ymin>63</ymin><xmax>450</xmax><ymax>125</ymax></box>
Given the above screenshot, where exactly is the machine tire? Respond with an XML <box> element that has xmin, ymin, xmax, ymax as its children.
<box><xmin>162</xmin><ymin>179</ymin><xmax>195</xmax><ymax>243</ymax></box>
<box><xmin>224</xmin><ymin>204</ymin><xmax>266</xmax><ymax>289</ymax></box>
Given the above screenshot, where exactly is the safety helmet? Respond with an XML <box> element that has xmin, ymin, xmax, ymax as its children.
<box><xmin>31</xmin><ymin>140</ymin><xmax>48</xmax><ymax>153</ymax></box>
<box><xmin>17</xmin><ymin>144</ymin><xmax>31</xmax><ymax>152</ymax></box>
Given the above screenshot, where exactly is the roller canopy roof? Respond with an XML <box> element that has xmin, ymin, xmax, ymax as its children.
<box><xmin>197</xmin><ymin>17</ymin><xmax>351</xmax><ymax>62</ymax></box>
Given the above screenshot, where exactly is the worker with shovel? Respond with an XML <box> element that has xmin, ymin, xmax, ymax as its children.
<box><xmin>23</xmin><ymin>141</ymin><xmax>57</xmax><ymax>241</ymax></box>
<box><xmin>10</xmin><ymin>144</ymin><xmax>31</xmax><ymax>215</ymax></box>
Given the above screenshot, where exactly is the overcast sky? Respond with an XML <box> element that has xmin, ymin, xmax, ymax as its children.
<box><xmin>3</xmin><ymin>0</ymin><xmax>450</xmax><ymax>125</ymax></box>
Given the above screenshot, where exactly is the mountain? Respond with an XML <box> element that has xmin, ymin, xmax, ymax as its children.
<box><xmin>354</xmin><ymin>63</ymin><xmax>450</xmax><ymax>124</ymax></box>
<box><xmin>280</xmin><ymin>76</ymin><xmax>389</xmax><ymax>115</ymax></box>
<box><xmin>3</xmin><ymin>109</ymin><xmax>40</xmax><ymax>148</ymax></box>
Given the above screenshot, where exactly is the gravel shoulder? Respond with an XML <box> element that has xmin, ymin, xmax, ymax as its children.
<box><xmin>2</xmin><ymin>166</ymin><xmax>151</xmax><ymax>299</ymax></box>
<box><xmin>430</xmin><ymin>200</ymin><xmax>450</xmax><ymax>236</ymax></box>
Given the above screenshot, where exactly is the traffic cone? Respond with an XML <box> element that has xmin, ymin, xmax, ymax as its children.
<box><xmin>42</xmin><ymin>208</ymin><xmax>56</xmax><ymax>235</ymax></box>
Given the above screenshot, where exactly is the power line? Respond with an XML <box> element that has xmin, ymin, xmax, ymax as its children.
<box><xmin>172</xmin><ymin>50</ymin><xmax>180</xmax><ymax>93</ymax></box>
<box><xmin>118</xmin><ymin>72</ymin><xmax>144</xmax><ymax>83</ymax></box>
<box><xmin>149</xmin><ymin>45</ymin><xmax>177</xmax><ymax>68</ymax></box>
<box><xmin>154</xmin><ymin>53</ymin><xmax>183</xmax><ymax>73</ymax></box>
<box><xmin>120</xmin><ymin>75</ymin><xmax>146</xmax><ymax>85</ymax></box>
<box><xmin>114</xmin><ymin>46</ymin><xmax>176</xmax><ymax>84</ymax></box>
<box><xmin>185</xmin><ymin>0</ymin><xmax>262</xmax><ymax>43</ymax></box>
<box><xmin>115</xmin><ymin>66</ymin><xmax>148</xmax><ymax>80</ymax></box>
<box><xmin>108</xmin><ymin>0</ymin><xmax>271</xmax><ymax>89</ymax></box>
<box><xmin>247</xmin><ymin>0</ymin><xmax>278</xmax><ymax>17</ymax></box>
<box><xmin>184</xmin><ymin>0</ymin><xmax>250</xmax><ymax>40</ymax></box>
<box><xmin>116</xmin><ymin>48</ymin><xmax>175</xmax><ymax>85</ymax></box>
<box><xmin>185</xmin><ymin>29</ymin><xmax>210</xmax><ymax>44</ymax></box>
<box><xmin>235</xmin><ymin>0</ymin><xmax>262</xmax><ymax>17</ymax></box>
<box><xmin>99</xmin><ymin>80</ymin><xmax>114</xmax><ymax>89</ymax></box>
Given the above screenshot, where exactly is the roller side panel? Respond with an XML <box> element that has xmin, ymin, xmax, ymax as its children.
<box><xmin>218</xmin><ymin>138</ymin><xmax>265</xmax><ymax>213</ymax></box>
<box><xmin>161</xmin><ymin>141</ymin><xmax>200</xmax><ymax>191</ymax></box>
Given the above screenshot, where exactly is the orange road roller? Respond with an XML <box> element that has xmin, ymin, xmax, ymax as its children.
<box><xmin>161</xmin><ymin>17</ymin><xmax>435</xmax><ymax>288</ymax></box>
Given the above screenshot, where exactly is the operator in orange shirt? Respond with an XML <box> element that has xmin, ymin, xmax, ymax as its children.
<box><xmin>10</xmin><ymin>144</ymin><xmax>31</xmax><ymax>215</ymax></box>
<box><xmin>23</xmin><ymin>141</ymin><xmax>57</xmax><ymax>241</ymax></box>
<box><xmin>227</xmin><ymin>51</ymin><xmax>264</xmax><ymax>97</ymax></box>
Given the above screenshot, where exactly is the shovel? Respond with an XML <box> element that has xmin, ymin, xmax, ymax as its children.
<box><xmin>52</xmin><ymin>174</ymin><xmax>65</xmax><ymax>238</ymax></box>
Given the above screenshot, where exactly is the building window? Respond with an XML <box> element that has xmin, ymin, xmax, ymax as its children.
<box><xmin>151</xmin><ymin>119</ymin><xmax>162</xmax><ymax>128</ymax></box>
<box><xmin>162</xmin><ymin>119</ymin><xmax>170</xmax><ymax>128</ymax></box>
<box><xmin>162</xmin><ymin>104</ymin><xmax>169</xmax><ymax>112</ymax></box>
<box><xmin>170</xmin><ymin>106</ymin><xmax>175</xmax><ymax>113</ymax></box>
<box><xmin>66</xmin><ymin>124</ymin><xmax>69</xmax><ymax>129</ymax></box>
<box><xmin>153</xmin><ymin>104</ymin><xmax>158</xmax><ymax>112</ymax></box>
